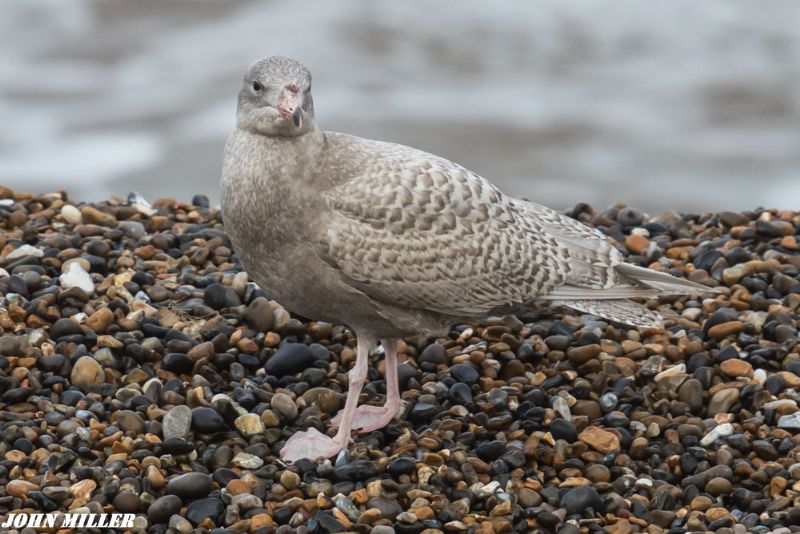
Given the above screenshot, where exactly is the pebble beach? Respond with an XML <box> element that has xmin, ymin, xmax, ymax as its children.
<box><xmin>0</xmin><ymin>186</ymin><xmax>798</xmax><ymax>534</ymax></box>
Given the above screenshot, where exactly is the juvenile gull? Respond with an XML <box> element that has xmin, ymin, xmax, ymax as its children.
<box><xmin>220</xmin><ymin>56</ymin><xmax>713</xmax><ymax>462</ymax></box>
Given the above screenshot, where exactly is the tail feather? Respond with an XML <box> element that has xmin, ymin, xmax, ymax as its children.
<box><xmin>615</xmin><ymin>263</ymin><xmax>716</xmax><ymax>294</ymax></box>
<box><xmin>547</xmin><ymin>263</ymin><xmax>717</xmax><ymax>327</ymax></box>
<box><xmin>543</xmin><ymin>263</ymin><xmax>718</xmax><ymax>301</ymax></box>
<box><xmin>558</xmin><ymin>299</ymin><xmax>664</xmax><ymax>328</ymax></box>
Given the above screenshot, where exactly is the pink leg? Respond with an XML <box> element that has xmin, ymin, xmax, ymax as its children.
<box><xmin>280</xmin><ymin>335</ymin><xmax>374</xmax><ymax>462</ymax></box>
<box><xmin>331</xmin><ymin>338</ymin><xmax>404</xmax><ymax>432</ymax></box>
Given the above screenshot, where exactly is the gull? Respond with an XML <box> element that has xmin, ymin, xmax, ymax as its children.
<box><xmin>220</xmin><ymin>56</ymin><xmax>712</xmax><ymax>462</ymax></box>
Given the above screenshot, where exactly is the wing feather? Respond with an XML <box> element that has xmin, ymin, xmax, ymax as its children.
<box><xmin>315</xmin><ymin>135</ymin><xmax>711</xmax><ymax>320</ymax></box>
<box><xmin>317</xmin><ymin>138</ymin><xmax>565</xmax><ymax>316</ymax></box>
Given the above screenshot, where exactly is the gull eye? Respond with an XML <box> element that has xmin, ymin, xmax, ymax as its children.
<box><xmin>252</xmin><ymin>81</ymin><xmax>263</xmax><ymax>92</ymax></box>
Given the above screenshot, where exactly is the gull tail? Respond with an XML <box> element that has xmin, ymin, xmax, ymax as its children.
<box><xmin>556</xmin><ymin>299</ymin><xmax>664</xmax><ymax>327</ymax></box>
<box><xmin>546</xmin><ymin>263</ymin><xmax>718</xmax><ymax>327</ymax></box>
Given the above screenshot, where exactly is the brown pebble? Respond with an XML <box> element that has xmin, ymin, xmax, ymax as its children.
<box><xmin>7</xmin><ymin>479</ymin><xmax>38</xmax><ymax>498</ymax></box>
<box><xmin>625</xmin><ymin>234</ymin><xmax>650</xmax><ymax>255</ymax></box>
<box><xmin>567</xmin><ymin>344</ymin><xmax>602</xmax><ymax>365</ymax></box>
<box><xmin>578</xmin><ymin>426</ymin><xmax>621</xmax><ymax>454</ymax></box>
<box><xmin>80</xmin><ymin>205</ymin><xmax>117</xmax><ymax>227</ymax></box>
<box><xmin>708</xmin><ymin>321</ymin><xmax>744</xmax><ymax>340</ymax></box>
<box><xmin>86</xmin><ymin>307</ymin><xmax>114</xmax><ymax>333</ymax></box>
<box><xmin>720</xmin><ymin>359</ymin><xmax>753</xmax><ymax>378</ymax></box>
<box><xmin>70</xmin><ymin>356</ymin><xmax>105</xmax><ymax>392</ymax></box>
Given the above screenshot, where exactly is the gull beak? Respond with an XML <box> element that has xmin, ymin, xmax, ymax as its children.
<box><xmin>278</xmin><ymin>86</ymin><xmax>303</xmax><ymax>127</ymax></box>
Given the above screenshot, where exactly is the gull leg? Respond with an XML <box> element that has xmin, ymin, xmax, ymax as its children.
<box><xmin>280</xmin><ymin>335</ymin><xmax>372</xmax><ymax>462</ymax></box>
<box><xmin>331</xmin><ymin>338</ymin><xmax>404</xmax><ymax>432</ymax></box>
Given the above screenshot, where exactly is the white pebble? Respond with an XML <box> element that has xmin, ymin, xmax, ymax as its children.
<box><xmin>778</xmin><ymin>412</ymin><xmax>800</xmax><ymax>430</ymax></box>
<box><xmin>655</xmin><ymin>363</ymin><xmax>686</xmax><ymax>382</ymax></box>
<box><xmin>6</xmin><ymin>244</ymin><xmax>43</xmax><ymax>260</ymax></box>
<box><xmin>60</xmin><ymin>204</ymin><xmax>83</xmax><ymax>225</ymax></box>
<box><xmin>230</xmin><ymin>452</ymin><xmax>264</xmax><ymax>469</ymax></box>
<box><xmin>682</xmin><ymin>308</ymin><xmax>703</xmax><ymax>321</ymax></box>
<box><xmin>59</xmin><ymin>262</ymin><xmax>94</xmax><ymax>294</ymax></box>
<box><xmin>552</xmin><ymin>396</ymin><xmax>571</xmax><ymax>421</ymax></box>
<box><xmin>753</xmin><ymin>368</ymin><xmax>767</xmax><ymax>384</ymax></box>
<box><xmin>700</xmin><ymin>423</ymin><xmax>733</xmax><ymax>446</ymax></box>
<box><xmin>473</xmin><ymin>480</ymin><xmax>500</xmax><ymax>497</ymax></box>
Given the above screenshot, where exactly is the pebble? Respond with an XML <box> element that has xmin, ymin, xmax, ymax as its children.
<box><xmin>51</xmin><ymin>317</ymin><xmax>81</xmax><ymax>338</ymax></box>
<box><xmin>475</xmin><ymin>440</ymin><xmax>507</xmax><ymax>461</ymax></box>
<box><xmin>701</xmin><ymin>423</ymin><xmax>734</xmax><ymax>446</ymax></box>
<box><xmin>70</xmin><ymin>356</ymin><xmax>105</xmax><ymax>392</ymax></box>
<box><xmin>60</xmin><ymin>204</ymin><xmax>83</xmax><ymax>225</ymax></box>
<box><xmin>112</xmin><ymin>491</ymin><xmax>140</xmax><ymax>513</ymax></box>
<box><xmin>186</xmin><ymin>497</ymin><xmax>225</xmax><ymax>525</ymax></box>
<box><xmin>720</xmin><ymin>358</ymin><xmax>753</xmax><ymax>378</ymax></box>
<box><xmin>265</xmin><ymin>343</ymin><xmax>317</xmax><ymax>376</ymax></box>
<box><xmin>117</xmin><ymin>410</ymin><xmax>146</xmax><ymax>433</ymax></box>
<box><xmin>118</xmin><ymin>220</ymin><xmax>146</xmax><ymax>239</ymax></box>
<box><xmin>448</xmin><ymin>382</ymin><xmax>473</xmax><ymax>405</ymax></box>
<box><xmin>302</xmin><ymin>387</ymin><xmax>341</xmax><ymax>413</ymax></box>
<box><xmin>550</xmin><ymin>418</ymin><xmax>578</xmax><ymax>442</ymax></box>
<box><xmin>450</xmin><ymin>363</ymin><xmax>479</xmax><ymax>384</ymax></box>
<box><xmin>234</xmin><ymin>413</ymin><xmax>265</xmax><ymax>436</ymax></box>
<box><xmin>231</xmin><ymin>451</ymin><xmax>264</xmax><ymax>469</ymax></box>
<box><xmin>191</xmin><ymin>407</ymin><xmax>227</xmax><ymax>433</ymax></box>
<box><xmin>6</xmin><ymin>244</ymin><xmax>43</xmax><ymax>260</ymax></box>
<box><xmin>562</xmin><ymin>486</ymin><xmax>604</xmax><ymax>516</ymax></box>
<box><xmin>166</xmin><ymin>472</ymin><xmax>213</xmax><ymax>500</ymax></box>
<box><xmin>148</xmin><ymin>494</ymin><xmax>182</xmax><ymax>524</ymax></box>
<box><xmin>708</xmin><ymin>388</ymin><xmax>739</xmax><ymax>415</ymax></box>
<box><xmin>778</xmin><ymin>412</ymin><xmax>800</xmax><ymax>429</ymax></box>
<box><xmin>579</xmin><ymin>426</ymin><xmax>620</xmax><ymax>454</ymax></box>
<box><xmin>80</xmin><ymin>205</ymin><xmax>117</xmax><ymax>226</ymax></box>
<box><xmin>677</xmin><ymin>378</ymin><xmax>704</xmax><ymax>413</ymax></box>
<box><xmin>59</xmin><ymin>261</ymin><xmax>94</xmax><ymax>293</ymax></box>
<box><xmin>245</xmin><ymin>296</ymin><xmax>274</xmax><ymax>331</ymax></box>
<box><xmin>271</xmin><ymin>392</ymin><xmax>299</xmax><ymax>420</ymax></box>
<box><xmin>419</xmin><ymin>342</ymin><xmax>447</xmax><ymax>365</ymax></box>
<box><xmin>163</xmin><ymin>405</ymin><xmax>193</xmax><ymax>439</ymax></box>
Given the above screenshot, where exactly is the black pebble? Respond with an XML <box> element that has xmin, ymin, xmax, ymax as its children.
<box><xmin>561</xmin><ymin>486</ymin><xmax>604</xmax><ymax>516</ymax></box>
<box><xmin>475</xmin><ymin>440</ymin><xmax>507</xmax><ymax>461</ymax></box>
<box><xmin>204</xmin><ymin>283</ymin><xmax>241</xmax><ymax>310</ymax></box>
<box><xmin>450</xmin><ymin>363</ymin><xmax>479</xmax><ymax>384</ymax></box>
<box><xmin>148</xmin><ymin>494</ymin><xmax>181</xmax><ymax>524</ymax></box>
<box><xmin>418</xmin><ymin>343</ymin><xmax>447</xmax><ymax>365</ymax></box>
<box><xmin>190</xmin><ymin>407</ymin><xmax>227</xmax><ymax>433</ymax></box>
<box><xmin>448</xmin><ymin>382</ymin><xmax>473</xmax><ymax>405</ymax></box>
<box><xmin>192</xmin><ymin>194</ymin><xmax>210</xmax><ymax>208</ymax></box>
<box><xmin>185</xmin><ymin>497</ymin><xmax>225</xmax><ymax>526</ymax></box>
<box><xmin>550</xmin><ymin>419</ymin><xmax>578</xmax><ymax>442</ymax></box>
<box><xmin>51</xmin><ymin>318</ymin><xmax>82</xmax><ymax>339</ymax></box>
<box><xmin>162</xmin><ymin>353</ymin><xmax>193</xmax><ymax>375</ymax></box>
<box><xmin>265</xmin><ymin>343</ymin><xmax>316</xmax><ymax>377</ymax></box>
<box><xmin>409</xmin><ymin>402</ymin><xmax>439</xmax><ymax>423</ymax></box>
<box><xmin>387</xmin><ymin>457</ymin><xmax>416</xmax><ymax>476</ymax></box>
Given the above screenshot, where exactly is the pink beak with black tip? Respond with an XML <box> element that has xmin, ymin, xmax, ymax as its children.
<box><xmin>278</xmin><ymin>84</ymin><xmax>303</xmax><ymax>127</ymax></box>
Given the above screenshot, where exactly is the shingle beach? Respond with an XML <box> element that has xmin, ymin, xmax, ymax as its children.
<box><xmin>0</xmin><ymin>187</ymin><xmax>798</xmax><ymax>534</ymax></box>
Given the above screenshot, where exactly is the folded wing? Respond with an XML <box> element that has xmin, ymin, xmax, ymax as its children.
<box><xmin>317</xmin><ymin>137</ymin><xmax>712</xmax><ymax>322</ymax></box>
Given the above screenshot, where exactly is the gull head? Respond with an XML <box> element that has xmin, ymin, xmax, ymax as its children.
<box><xmin>237</xmin><ymin>56</ymin><xmax>315</xmax><ymax>137</ymax></box>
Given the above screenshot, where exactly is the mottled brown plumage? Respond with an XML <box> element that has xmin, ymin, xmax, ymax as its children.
<box><xmin>220</xmin><ymin>56</ymin><xmax>714</xmax><ymax>461</ymax></box>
